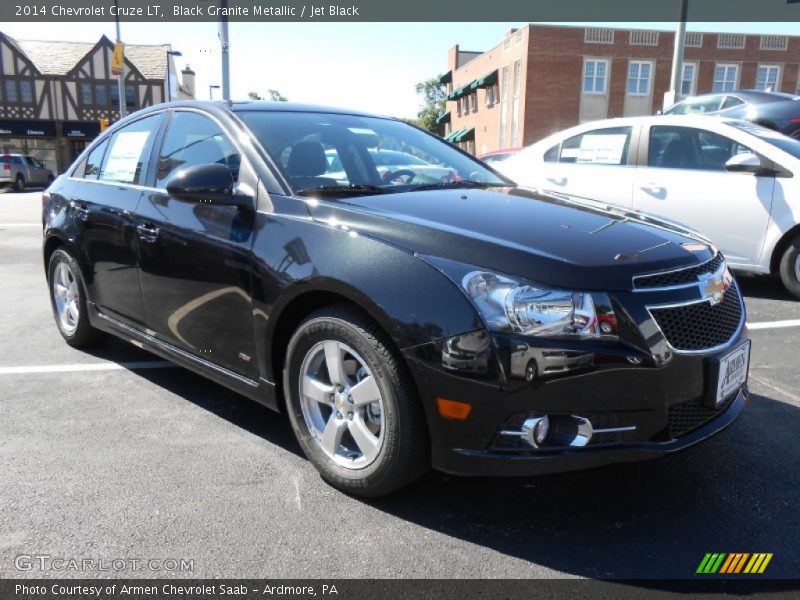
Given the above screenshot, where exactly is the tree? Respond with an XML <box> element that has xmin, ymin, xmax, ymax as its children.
<box><xmin>247</xmin><ymin>90</ymin><xmax>288</xmax><ymax>101</ymax></box>
<box><xmin>414</xmin><ymin>77</ymin><xmax>447</xmax><ymax>136</ymax></box>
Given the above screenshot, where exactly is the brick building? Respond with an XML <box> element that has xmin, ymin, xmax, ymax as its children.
<box><xmin>0</xmin><ymin>33</ymin><xmax>196</xmax><ymax>173</ymax></box>
<box><xmin>441</xmin><ymin>24</ymin><xmax>800</xmax><ymax>156</ymax></box>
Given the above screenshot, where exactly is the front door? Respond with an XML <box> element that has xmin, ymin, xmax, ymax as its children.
<box><xmin>633</xmin><ymin>124</ymin><xmax>774</xmax><ymax>267</ymax></box>
<box><xmin>136</xmin><ymin>110</ymin><xmax>259</xmax><ymax>379</ymax></box>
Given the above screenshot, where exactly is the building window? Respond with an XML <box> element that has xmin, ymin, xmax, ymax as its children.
<box><xmin>681</xmin><ymin>62</ymin><xmax>697</xmax><ymax>96</ymax></box>
<box><xmin>627</xmin><ymin>61</ymin><xmax>652</xmax><ymax>96</ymax></box>
<box><xmin>80</xmin><ymin>82</ymin><xmax>92</xmax><ymax>105</ymax></box>
<box><xmin>510</xmin><ymin>60</ymin><xmax>522</xmax><ymax>147</ymax></box>
<box><xmin>94</xmin><ymin>83</ymin><xmax>108</xmax><ymax>106</ymax></box>
<box><xmin>19</xmin><ymin>80</ymin><xmax>33</xmax><ymax>104</ymax></box>
<box><xmin>79</xmin><ymin>80</ymin><xmax>138</xmax><ymax>109</ymax></box>
<box><xmin>583</xmin><ymin>59</ymin><xmax>608</xmax><ymax>94</ymax></box>
<box><xmin>717</xmin><ymin>34</ymin><xmax>745</xmax><ymax>49</ymax></box>
<box><xmin>470</xmin><ymin>92</ymin><xmax>478</xmax><ymax>113</ymax></box>
<box><xmin>756</xmin><ymin>65</ymin><xmax>781</xmax><ymax>92</ymax></box>
<box><xmin>713</xmin><ymin>64</ymin><xmax>739</xmax><ymax>92</ymax></box>
<box><xmin>499</xmin><ymin>65</ymin><xmax>509</xmax><ymax>149</ymax></box>
<box><xmin>629</xmin><ymin>30</ymin><xmax>659</xmax><ymax>46</ymax></box>
<box><xmin>455</xmin><ymin>97</ymin><xmax>461</xmax><ymax>117</ymax></box>
<box><xmin>486</xmin><ymin>84</ymin><xmax>497</xmax><ymax>106</ymax></box>
<box><xmin>0</xmin><ymin>79</ymin><xmax>35</xmax><ymax>105</ymax></box>
<box><xmin>760</xmin><ymin>35</ymin><xmax>788</xmax><ymax>51</ymax></box>
<box><xmin>3</xmin><ymin>80</ymin><xmax>18</xmax><ymax>103</ymax></box>
<box><xmin>584</xmin><ymin>28</ymin><xmax>614</xmax><ymax>44</ymax></box>
<box><xmin>685</xmin><ymin>32</ymin><xmax>703</xmax><ymax>48</ymax></box>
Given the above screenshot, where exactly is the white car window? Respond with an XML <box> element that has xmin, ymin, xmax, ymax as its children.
<box><xmin>558</xmin><ymin>127</ymin><xmax>632</xmax><ymax>165</ymax></box>
<box><xmin>649</xmin><ymin>125</ymin><xmax>754</xmax><ymax>171</ymax></box>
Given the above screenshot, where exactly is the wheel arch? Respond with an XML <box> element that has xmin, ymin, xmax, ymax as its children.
<box><xmin>769</xmin><ymin>223</ymin><xmax>800</xmax><ymax>274</ymax></box>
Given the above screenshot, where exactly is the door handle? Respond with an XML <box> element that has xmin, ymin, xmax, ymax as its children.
<box><xmin>136</xmin><ymin>223</ymin><xmax>160</xmax><ymax>243</ymax></box>
<box><xmin>69</xmin><ymin>200</ymin><xmax>89</xmax><ymax>222</ymax></box>
<box><xmin>640</xmin><ymin>183</ymin><xmax>666</xmax><ymax>197</ymax></box>
<box><xmin>547</xmin><ymin>177</ymin><xmax>567</xmax><ymax>186</ymax></box>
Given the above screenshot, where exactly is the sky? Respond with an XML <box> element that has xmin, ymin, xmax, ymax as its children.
<box><xmin>2</xmin><ymin>21</ymin><xmax>798</xmax><ymax>119</ymax></box>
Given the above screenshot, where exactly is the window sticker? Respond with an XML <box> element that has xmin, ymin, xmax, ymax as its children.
<box><xmin>577</xmin><ymin>134</ymin><xmax>628</xmax><ymax>165</ymax></box>
<box><xmin>102</xmin><ymin>131</ymin><xmax>150</xmax><ymax>183</ymax></box>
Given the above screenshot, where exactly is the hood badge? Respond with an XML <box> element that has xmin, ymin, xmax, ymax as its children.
<box><xmin>698</xmin><ymin>268</ymin><xmax>732</xmax><ymax>306</ymax></box>
<box><xmin>682</xmin><ymin>242</ymin><xmax>710</xmax><ymax>253</ymax></box>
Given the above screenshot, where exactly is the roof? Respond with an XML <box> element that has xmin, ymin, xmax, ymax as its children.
<box><xmin>9</xmin><ymin>35</ymin><xmax>171</xmax><ymax>79</ymax></box>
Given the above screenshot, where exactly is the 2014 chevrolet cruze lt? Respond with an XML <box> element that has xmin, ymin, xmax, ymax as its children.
<box><xmin>43</xmin><ymin>102</ymin><xmax>750</xmax><ymax>496</ymax></box>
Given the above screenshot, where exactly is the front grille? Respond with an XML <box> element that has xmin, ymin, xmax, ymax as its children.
<box><xmin>634</xmin><ymin>254</ymin><xmax>724</xmax><ymax>290</ymax></box>
<box><xmin>667</xmin><ymin>394</ymin><xmax>735</xmax><ymax>439</ymax></box>
<box><xmin>649</xmin><ymin>285</ymin><xmax>743</xmax><ymax>352</ymax></box>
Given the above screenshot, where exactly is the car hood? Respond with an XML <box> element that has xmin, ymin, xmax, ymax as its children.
<box><xmin>305</xmin><ymin>186</ymin><xmax>715</xmax><ymax>291</ymax></box>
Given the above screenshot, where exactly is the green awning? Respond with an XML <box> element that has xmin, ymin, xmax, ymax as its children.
<box><xmin>452</xmin><ymin>127</ymin><xmax>475</xmax><ymax>143</ymax></box>
<box><xmin>445</xmin><ymin>127</ymin><xmax>466</xmax><ymax>142</ymax></box>
<box><xmin>447</xmin><ymin>84</ymin><xmax>469</xmax><ymax>100</ymax></box>
<box><xmin>435</xmin><ymin>111</ymin><xmax>451</xmax><ymax>125</ymax></box>
<box><xmin>469</xmin><ymin>70</ymin><xmax>498</xmax><ymax>90</ymax></box>
<box><xmin>439</xmin><ymin>71</ymin><xmax>452</xmax><ymax>85</ymax></box>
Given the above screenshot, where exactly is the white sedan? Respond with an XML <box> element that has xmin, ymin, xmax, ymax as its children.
<box><xmin>500</xmin><ymin>115</ymin><xmax>800</xmax><ymax>298</ymax></box>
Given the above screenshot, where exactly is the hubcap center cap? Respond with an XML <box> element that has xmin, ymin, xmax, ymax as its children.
<box><xmin>335</xmin><ymin>389</ymin><xmax>351</xmax><ymax>411</ymax></box>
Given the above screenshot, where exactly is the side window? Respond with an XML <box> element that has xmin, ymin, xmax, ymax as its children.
<box><xmin>543</xmin><ymin>144</ymin><xmax>559</xmax><ymax>163</ymax></box>
<box><xmin>558</xmin><ymin>126</ymin><xmax>632</xmax><ymax>165</ymax></box>
<box><xmin>156</xmin><ymin>112</ymin><xmax>240</xmax><ymax>188</ymax></box>
<box><xmin>648</xmin><ymin>126</ymin><xmax>752</xmax><ymax>171</ymax></box>
<box><xmin>99</xmin><ymin>114</ymin><xmax>163</xmax><ymax>185</ymax></box>
<box><xmin>720</xmin><ymin>95</ymin><xmax>745</xmax><ymax>110</ymax></box>
<box><xmin>82</xmin><ymin>139</ymin><xmax>110</xmax><ymax>180</ymax></box>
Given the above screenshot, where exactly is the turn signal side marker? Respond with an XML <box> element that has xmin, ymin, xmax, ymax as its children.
<box><xmin>436</xmin><ymin>397</ymin><xmax>472</xmax><ymax>420</ymax></box>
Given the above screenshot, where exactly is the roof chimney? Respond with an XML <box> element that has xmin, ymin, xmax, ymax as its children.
<box><xmin>181</xmin><ymin>64</ymin><xmax>195</xmax><ymax>99</ymax></box>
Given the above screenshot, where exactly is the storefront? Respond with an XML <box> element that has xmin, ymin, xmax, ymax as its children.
<box><xmin>62</xmin><ymin>120</ymin><xmax>101</xmax><ymax>165</ymax></box>
<box><xmin>0</xmin><ymin>119</ymin><xmax>59</xmax><ymax>174</ymax></box>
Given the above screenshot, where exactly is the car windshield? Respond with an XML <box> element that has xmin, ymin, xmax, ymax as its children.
<box><xmin>727</xmin><ymin>121</ymin><xmax>800</xmax><ymax>159</ymax></box>
<box><xmin>665</xmin><ymin>95</ymin><xmax>724</xmax><ymax>115</ymax></box>
<box><xmin>236</xmin><ymin>110</ymin><xmax>508</xmax><ymax>196</ymax></box>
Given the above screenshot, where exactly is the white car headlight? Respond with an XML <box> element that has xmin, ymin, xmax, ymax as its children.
<box><xmin>461</xmin><ymin>271</ymin><xmax>613</xmax><ymax>338</ymax></box>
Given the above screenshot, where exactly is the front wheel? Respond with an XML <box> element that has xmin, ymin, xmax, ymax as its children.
<box><xmin>283</xmin><ymin>306</ymin><xmax>428</xmax><ymax>497</ymax></box>
<box><xmin>47</xmin><ymin>249</ymin><xmax>106</xmax><ymax>347</ymax></box>
<box><xmin>14</xmin><ymin>175</ymin><xmax>24</xmax><ymax>192</ymax></box>
<box><xmin>778</xmin><ymin>235</ymin><xmax>800</xmax><ymax>300</ymax></box>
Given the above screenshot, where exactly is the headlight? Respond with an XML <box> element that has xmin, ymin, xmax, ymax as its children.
<box><xmin>461</xmin><ymin>270</ymin><xmax>615</xmax><ymax>338</ymax></box>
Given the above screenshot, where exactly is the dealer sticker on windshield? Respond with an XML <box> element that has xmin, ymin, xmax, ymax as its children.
<box><xmin>715</xmin><ymin>341</ymin><xmax>750</xmax><ymax>406</ymax></box>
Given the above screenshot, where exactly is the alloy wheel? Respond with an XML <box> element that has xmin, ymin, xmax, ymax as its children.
<box><xmin>298</xmin><ymin>340</ymin><xmax>385</xmax><ymax>470</ymax></box>
<box><xmin>52</xmin><ymin>261</ymin><xmax>80</xmax><ymax>334</ymax></box>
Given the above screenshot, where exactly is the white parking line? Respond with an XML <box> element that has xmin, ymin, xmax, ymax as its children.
<box><xmin>0</xmin><ymin>223</ymin><xmax>40</xmax><ymax>227</ymax></box>
<box><xmin>0</xmin><ymin>361</ymin><xmax>174</xmax><ymax>375</ymax></box>
<box><xmin>747</xmin><ymin>319</ymin><xmax>800</xmax><ymax>330</ymax></box>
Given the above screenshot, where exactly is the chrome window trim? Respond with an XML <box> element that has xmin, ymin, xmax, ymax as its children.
<box><xmin>632</xmin><ymin>253</ymin><xmax>720</xmax><ymax>292</ymax></box>
<box><xmin>645</xmin><ymin>280</ymin><xmax>746</xmax><ymax>356</ymax></box>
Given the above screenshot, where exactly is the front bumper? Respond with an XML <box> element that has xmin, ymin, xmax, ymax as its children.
<box><xmin>402</xmin><ymin>323</ymin><xmax>749</xmax><ymax>477</ymax></box>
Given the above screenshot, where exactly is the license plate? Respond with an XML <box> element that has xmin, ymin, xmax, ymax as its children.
<box><xmin>715</xmin><ymin>341</ymin><xmax>750</xmax><ymax>406</ymax></box>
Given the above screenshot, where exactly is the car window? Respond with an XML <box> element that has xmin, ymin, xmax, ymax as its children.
<box><xmin>558</xmin><ymin>126</ymin><xmax>632</xmax><ymax>165</ymax></box>
<box><xmin>543</xmin><ymin>144</ymin><xmax>559</xmax><ymax>163</ymax></box>
<box><xmin>720</xmin><ymin>96</ymin><xmax>745</xmax><ymax>110</ymax></box>
<box><xmin>99</xmin><ymin>114</ymin><xmax>163</xmax><ymax>185</ymax></box>
<box><xmin>648</xmin><ymin>125</ymin><xmax>754</xmax><ymax>171</ymax></box>
<box><xmin>237</xmin><ymin>110</ymin><xmax>506</xmax><ymax>194</ymax></box>
<box><xmin>156</xmin><ymin>112</ymin><xmax>241</xmax><ymax>188</ymax></box>
<box><xmin>666</xmin><ymin>95</ymin><xmax>724</xmax><ymax>115</ymax></box>
<box><xmin>82</xmin><ymin>139</ymin><xmax>109</xmax><ymax>180</ymax></box>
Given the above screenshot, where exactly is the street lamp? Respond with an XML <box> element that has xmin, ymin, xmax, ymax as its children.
<box><xmin>209</xmin><ymin>84</ymin><xmax>221</xmax><ymax>100</ymax></box>
<box><xmin>165</xmin><ymin>49</ymin><xmax>183</xmax><ymax>102</ymax></box>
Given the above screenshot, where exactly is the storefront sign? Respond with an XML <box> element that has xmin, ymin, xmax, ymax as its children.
<box><xmin>63</xmin><ymin>121</ymin><xmax>101</xmax><ymax>139</ymax></box>
<box><xmin>0</xmin><ymin>119</ymin><xmax>56</xmax><ymax>138</ymax></box>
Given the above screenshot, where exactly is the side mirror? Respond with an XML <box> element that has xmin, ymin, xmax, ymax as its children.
<box><xmin>724</xmin><ymin>152</ymin><xmax>766</xmax><ymax>174</ymax></box>
<box><xmin>166</xmin><ymin>163</ymin><xmax>242</xmax><ymax>205</ymax></box>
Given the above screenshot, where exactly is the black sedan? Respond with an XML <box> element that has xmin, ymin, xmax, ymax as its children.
<box><xmin>664</xmin><ymin>90</ymin><xmax>800</xmax><ymax>137</ymax></box>
<box><xmin>42</xmin><ymin>101</ymin><xmax>750</xmax><ymax>496</ymax></box>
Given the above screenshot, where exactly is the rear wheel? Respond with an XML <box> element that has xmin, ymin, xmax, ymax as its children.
<box><xmin>283</xmin><ymin>306</ymin><xmax>428</xmax><ymax>497</ymax></box>
<box><xmin>778</xmin><ymin>235</ymin><xmax>800</xmax><ymax>300</ymax></box>
<box><xmin>47</xmin><ymin>249</ymin><xmax>106</xmax><ymax>347</ymax></box>
<box><xmin>14</xmin><ymin>175</ymin><xmax>24</xmax><ymax>192</ymax></box>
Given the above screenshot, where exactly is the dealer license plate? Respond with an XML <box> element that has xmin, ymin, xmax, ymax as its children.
<box><xmin>715</xmin><ymin>341</ymin><xmax>750</xmax><ymax>406</ymax></box>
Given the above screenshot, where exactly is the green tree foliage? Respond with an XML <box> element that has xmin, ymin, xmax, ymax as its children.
<box><xmin>414</xmin><ymin>77</ymin><xmax>447</xmax><ymax>136</ymax></box>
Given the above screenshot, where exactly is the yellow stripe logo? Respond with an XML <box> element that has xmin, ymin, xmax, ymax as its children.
<box><xmin>697</xmin><ymin>553</ymin><xmax>773</xmax><ymax>574</ymax></box>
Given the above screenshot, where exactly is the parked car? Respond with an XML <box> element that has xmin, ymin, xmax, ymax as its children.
<box><xmin>1</xmin><ymin>153</ymin><xmax>54</xmax><ymax>191</ymax></box>
<box><xmin>43</xmin><ymin>102</ymin><xmax>750</xmax><ymax>496</ymax></box>
<box><xmin>501</xmin><ymin>115</ymin><xmax>800</xmax><ymax>298</ymax></box>
<box><xmin>663</xmin><ymin>90</ymin><xmax>800</xmax><ymax>138</ymax></box>
<box><xmin>478</xmin><ymin>148</ymin><xmax>521</xmax><ymax>166</ymax></box>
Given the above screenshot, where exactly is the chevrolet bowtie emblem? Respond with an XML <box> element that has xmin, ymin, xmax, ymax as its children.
<box><xmin>698</xmin><ymin>267</ymin><xmax>732</xmax><ymax>305</ymax></box>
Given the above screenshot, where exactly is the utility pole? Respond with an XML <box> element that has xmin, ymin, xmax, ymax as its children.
<box><xmin>114</xmin><ymin>0</ymin><xmax>126</xmax><ymax>118</ymax></box>
<box><xmin>219</xmin><ymin>0</ymin><xmax>231</xmax><ymax>101</ymax></box>
<box><xmin>664</xmin><ymin>0</ymin><xmax>689</xmax><ymax>110</ymax></box>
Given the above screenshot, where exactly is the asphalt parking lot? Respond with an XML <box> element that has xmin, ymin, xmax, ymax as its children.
<box><xmin>1</xmin><ymin>189</ymin><xmax>799</xmax><ymax>580</ymax></box>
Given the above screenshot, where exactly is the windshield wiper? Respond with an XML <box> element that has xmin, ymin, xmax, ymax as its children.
<box><xmin>406</xmin><ymin>180</ymin><xmax>494</xmax><ymax>192</ymax></box>
<box><xmin>296</xmin><ymin>184</ymin><xmax>388</xmax><ymax>197</ymax></box>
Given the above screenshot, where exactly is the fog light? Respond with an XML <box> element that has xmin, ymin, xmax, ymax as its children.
<box><xmin>521</xmin><ymin>415</ymin><xmax>550</xmax><ymax>447</ymax></box>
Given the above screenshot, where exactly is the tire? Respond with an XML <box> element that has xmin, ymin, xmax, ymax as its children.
<box><xmin>283</xmin><ymin>305</ymin><xmax>428</xmax><ymax>497</ymax></box>
<box><xmin>47</xmin><ymin>249</ymin><xmax>106</xmax><ymax>347</ymax></box>
<box><xmin>14</xmin><ymin>175</ymin><xmax>24</xmax><ymax>192</ymax></box>
<box><xmin>778</xmin><ymin>235</ymin><xmax>800</xmax><ymax>300</ymax></box>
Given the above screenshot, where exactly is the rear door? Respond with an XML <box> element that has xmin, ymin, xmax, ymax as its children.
<box><xmin>136</xmin><ymin>110</ymin><xmax>259</xmax><ymax>379</ymax></box>
<box><xmin>71</xmin><ymin>113</ymin><xmax>165</xmax><ymax>327</ymax></box>
<box><xmin>535</xmin><ymin>125</ymin><xmax>637</xmax><ymax>208</ymax></box>
<box><xmin>632</xmin><ymin>124</ymin><xmax>774</xmax><ymax>267</ymax></box>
